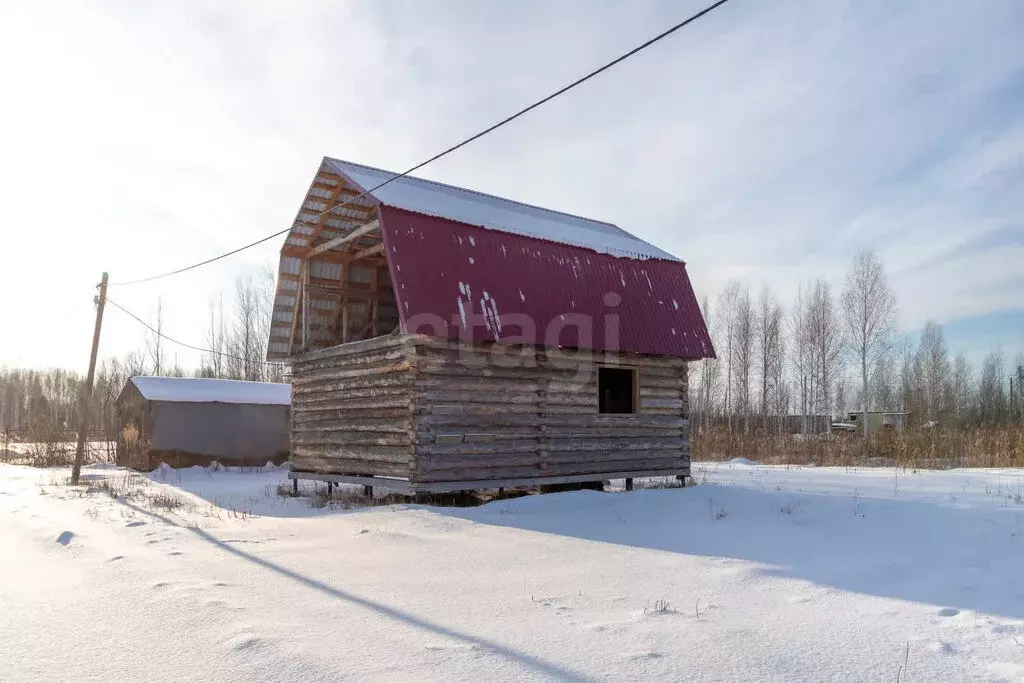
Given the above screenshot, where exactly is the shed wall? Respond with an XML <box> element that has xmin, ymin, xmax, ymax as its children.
<box><xmin>148</xmin><ymin>402</ymin><xmax>290</xmax><ymax>467</ymax></box>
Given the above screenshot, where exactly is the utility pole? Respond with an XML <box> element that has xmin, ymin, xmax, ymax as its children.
<box><xmin>70</xmin><ymin>273</ymin><xmax>108</xmax><ymax>485</ymax></box>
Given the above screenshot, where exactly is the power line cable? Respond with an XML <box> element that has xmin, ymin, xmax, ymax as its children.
<box><xmin>106</xmin><ymin>298</ymin><xmax>283</xmax><ymax>368</ymax></box>
<box><xmin>109</xmin><ymin>0</ymin><xmax>732</xmax><ymax>287</ymax></box>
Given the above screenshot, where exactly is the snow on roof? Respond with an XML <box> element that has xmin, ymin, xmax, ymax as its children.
<box><xmin>325</xmin><ymin>158</ymin><xmax>678</xmax><ymax>261</ymax></box>
<box><xmin>127</xmin><ymin>377</ymin><xmax>291</xmax><ymax>406</ymax></box>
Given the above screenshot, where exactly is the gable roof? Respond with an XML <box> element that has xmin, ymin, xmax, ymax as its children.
<box><xmin>380</xmin><ymin>206</ymin><xmax>714</xmax><ymax>358</ymax></box>
<box><xmin>124</xmin><ymin>377</ymin><xmax>291</xmax><ymax>406</ymax></box>
<box><xmin>268</xmin><ymin>158</ymin><xmax>715</xmax><ymax>360</ymax></box>
<box><xmin>325</xmin><ymin>158</ymin><xmax>677</xmax><ymax>261</ymax></box>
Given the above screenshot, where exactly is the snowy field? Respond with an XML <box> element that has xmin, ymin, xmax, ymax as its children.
<box><xmin>2</xmin><ymin>461</ymin><xmax>1024</xmax><ymax>682</ymax></box>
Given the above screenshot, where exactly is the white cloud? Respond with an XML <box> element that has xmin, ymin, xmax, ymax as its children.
<box><xmin>1</xmin><ymin>0</ymin><xmax>1022</xmax><ymax>369</ymax></box>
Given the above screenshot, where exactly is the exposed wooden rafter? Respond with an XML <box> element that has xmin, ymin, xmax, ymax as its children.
<box><xmin>307</xmin><ymin>220</ymin><xmax>380</xmax><ymax>258</ymax></box>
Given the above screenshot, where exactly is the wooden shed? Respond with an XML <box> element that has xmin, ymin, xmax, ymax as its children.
<box><xmin>115</xmin><ymin>377</ymin><xmax>291</xmax><ymax>469</ymax></box>
<box><xmin>271</xmin><ymin>158</ymin><xmax>715</xmax><ymax>493</ymax></box>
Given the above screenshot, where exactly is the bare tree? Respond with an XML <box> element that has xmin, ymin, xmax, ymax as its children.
<box><xmin>145</xmin><ymin>297</ymin><xmax>165</xmax><ymax>376</ymax></box>
<box><xmin>733</xmin><ymin>286</ymin><xmax>754</xmax><ymax>432</ymax></box>
<box><xmin>978</xmin><ymin>347</ymin><xmax>1007</xmax><ymax>425</ymax></box>
<box><xmin>806</xmin><ymin>280</ymin><xmax>842</xmax><ymax>421</ymax></box>
<box><xmin>755</xmin><ymin>287</ymin><xmax>784</xmax><ymax>429</ymax></box>
<box><xmin>917</xmin><ymin>320</ymin><xmax>950</xmax><ymax>423</ymax></box>
<box><xmin>834</xmin><ymin>375</ymin><xmax>850</xmax><ymax>419</ymax></box>
<box><xmin>694</xmin><ymin>295</ymin><xmax>722</xmax><ymax>430</ymax></box>
<box><xmin>949</xmin><ymin>352</ymin><xmax>972</xmax><ymax>428</ymax></box>
<box><xmin>840</xmin><ymin>249</ymin><xmax>897</xmax><ymax>437</ymax></box>
<box><xmin>227</xmin><ymin>275</ymin><xmax>263</xmax><ymax>381</ymax></box>
<box><xmin>204</xmin><ymin>294</ymin><xmax>226</xmax><ymax>379</ymax></box>
<box><xmin>871</xmin><ymin>352</ymin><xmax>897</xmax><ymax>412</ymax></box>
<box><xmin>790</xmin><ymin>284</ymin><xmax>813</xmax><ymax>433</ymax></box>
<box><xmin>717</xmin><ymin>281</ymin><xmax>742</xmax><ymax>432</ymax></box>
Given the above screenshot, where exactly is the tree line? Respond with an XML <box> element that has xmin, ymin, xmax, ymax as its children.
<box><xmin>691</xmin><ymin>250</ymin><xmax>1024</xmax><ymax>434</ymax></box>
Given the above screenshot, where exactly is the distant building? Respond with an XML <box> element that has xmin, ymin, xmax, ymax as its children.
<box><xmin>847</xmin><ymin>411</ymin><xmax>910</xmax><ymax>433</ymax></box>
<box><xmin>115</xmin><ymin>377</ymin><xmax>291</xmax><ymax>469</ymax></box>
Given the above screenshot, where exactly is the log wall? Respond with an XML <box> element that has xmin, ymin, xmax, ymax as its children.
<box><xmin>289</xmin><ymin>334</ymin><xmax>417</xmax><ymax>477</ymax></box>
<box><xmin>410</xmin><ymin>337</ymin><xmax>690</xmax><ymax>484</ymax></box>
<box><xmin>290</xmin><ymin>334</ymin><xmax>691</xmax><ymax>487</ymax></box>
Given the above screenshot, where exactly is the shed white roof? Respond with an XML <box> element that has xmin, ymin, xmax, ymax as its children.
<box><xmin>325</xmin><ymin>158</ymin><xmax>678</xmax><ymax>261</ymax></box>
<box><xmin>127</xmin><ymin>377</ymin><xmax>291</xmax><ymax>406</ymax></box>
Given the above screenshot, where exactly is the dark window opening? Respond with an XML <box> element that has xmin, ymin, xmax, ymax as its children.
<box><xmin>599</xmin><ymin>367</ymin><xmax>636</xmax><ymax>414</ymax></box>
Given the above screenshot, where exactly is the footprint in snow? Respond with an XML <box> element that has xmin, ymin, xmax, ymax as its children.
<box><xmin>125</xmin><ymin>521</ymin><xmax>146</xmax><ymax>528</ymax></box>
<box><xmin>56</xmin><ymin>531</ymin><xmax>74</xmax><ymax>546</ymax></box>
<box><xmin>938</xmin><ymin>607</ymin><xmax>961</xmax><ymax>617</ymax></box>
<box><xmin>152</xmin><ymin>582</ymin><xmax>171</xmax><ymax>590</ymax></box>
<box><xmin>108</xmin><ymin>555</ymin><xmax>125</xmax><ymax>562</ymax></box>
<box><xmin>167</xmin><ymin>551</ymin><xmax>183</xmax><ymax>556</ymax></box>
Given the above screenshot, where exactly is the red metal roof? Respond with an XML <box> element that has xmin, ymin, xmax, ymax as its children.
<box><xmin>380</xmin><ymin>206</ymin><xmax>715</xmax><ymax>359</ymax></box>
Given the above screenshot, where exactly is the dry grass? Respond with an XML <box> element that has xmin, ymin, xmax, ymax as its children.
<box><xmin>693</xmin><ymin>425</ymin><xmax>1024</xmax><ymax>469</ymax></box>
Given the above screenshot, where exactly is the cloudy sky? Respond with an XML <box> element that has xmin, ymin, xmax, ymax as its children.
<box><xmin>1</xmin><ymin>0</ymin><xmax>1022</xmax><ymax>372</ymax></box>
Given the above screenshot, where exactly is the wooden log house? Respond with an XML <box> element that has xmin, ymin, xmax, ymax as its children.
<box><xmin>269</xmin><ymin>158</ymin><xmax>715</xmax><ymax>493</ymax></box>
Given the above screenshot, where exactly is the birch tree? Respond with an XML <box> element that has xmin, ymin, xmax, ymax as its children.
<box><xmin>917</xmin><ymin>321</ymin><xmax>950</xmax><ymax>423</ymax></box>
<box><xmin>145</xmin><ymin>298</ymin><xmax>165</xmax><ymax>376</ymax></box>
<box><xmin>807</xmin><ymin>280</ymin><xmax>842</xmax><ymax>421</ymax></box>
<box><xmin>717</xmin><ymin>281</ymin><xmax>742</xmax><ymax>431</ymax></box>
<box><xmin>840</xmin><ymin>250</ymin><xmax>897</xmax><ymax>436</ymax></box>
<box><xmin>733</xmin><ymin>286</ymin><xmax>755</xmax><ymax>432</ymax></box>
<box><xmin>756</xmin><ymin>287</ymin><xmax>784</xmax><ymax>428</ymax></box>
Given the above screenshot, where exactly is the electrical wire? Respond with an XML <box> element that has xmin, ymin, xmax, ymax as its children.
<box><xmin>109</xmin><ymin>0</ymin><xmax>732</xmax><ymax>287</ymax></box>
<box><xmin>106</xmin><ymin>298</ymin><xmax>283</xmax><ymax>368</ymax></box>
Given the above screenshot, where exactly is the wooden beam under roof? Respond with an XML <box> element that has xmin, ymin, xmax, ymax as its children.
<box><xmin>307</xmin><ymin>219</ymin><xmax>380</xmax><ymax>258</ymax></box>
<box><xmin>287</xmin><ymin>261</ymin><xmax>307</xmax><ymax>355</ymax></box>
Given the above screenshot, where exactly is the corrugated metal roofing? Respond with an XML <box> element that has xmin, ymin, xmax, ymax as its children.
<box><xmin>380</xmin><ymin>207</ymin><xmax>715</xmax><ymax>359</ymax></box>
<box><xmin>126</xmin><ymin>377</ymin><xmax>291</xmax><ymax>406</ymax></box>
<box><xmin>326</xmin><ymin>158</ymin><xmax>677</xmax><ymax>261</ymax></box>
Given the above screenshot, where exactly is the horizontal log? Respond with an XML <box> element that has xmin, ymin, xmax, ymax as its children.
<box><xmin>545</xmin><ymin>437</ymin><xmax>685</xmax><ymax>452</ymax></box>
<box><xmin>417</xmin><ymin>413</ymin><xmax>688</xmax><ymax>429</ymax></box>
<box><xmin>643</xmin><ymin>407</ymin><xmax>686</xmax><ymax>416</ymax></box>
<box><xmin>294</xmin><ymin>418</ymin><xmax>413</xmax><ymax>434</ymax></box>
<box><xmin>426</xmin><ymin>404</ymin><xmax>541</xmax><ymax>416</ymax></box>
<box><xmin>415</xmin><ymin>427</ymin><xmax>538</xmax><ymax>442</ymax></box>
<box><xmin>294</xmin><ymin>385</ymin><xmax>415</xmax><ymax>405</ymax></box>
<box><xmin>291</xmin><ymin>455</ymin><xmax>411</xmax><ymax>478</ymax></box>
<box><xmin>297</xmin><ymin>388</ymin><xmax>412</xmax><ymax>406</ymax></box>
<box><xmin>414</xmin><ymin>378</ymin><xmax>542</xmax><ymax>393</ymax></box>
<box><xmin>295</xmin><ymin>333</ymin><xmax>414</xmax><ymax>363</ymax></box>
<box><xmin>418</xmin><ymin>390</ymin><xmax>540</xmax><ymax>406</ymax></box>
<box><xmin>542</xmin><ymin>393</ymin><xmax>596</xmax><ymax>408</ymax></box>
<box><xmin>417</xmin><ymin>440</ymin><xmax>541</xmax><ymax>456</ymax></box>
<box><xmin>293</xmin><ymin>433</ymin><xmax>413</xmax><ymax>448</ymax></box>
<box><xmin>415</xmin><ymin>458</ymin><xmax>686</xmax><ymax>482</ymax></box>
<box><xmin>295</xmin><ymin>398</ymin><xmax>411</xmax><ymax>413</ymax></box>
<box><xmin>293</xmin><ymin>361</ymin><xmax>414</xmax><ymax>385</ymax></box>
<box><xmin>291</xmin><ymin>444</ymin><xmax>413</xmax><ymax>463</ymax></box>
<box><xmin>639</xmin><ymin>397</ymin><xmax>684</xmax><ymax>410</ymax></box>
<box><xmin>638</xmin><ymin>386</ymin><xmax>684</xmax><ymax>399</ymax></box>
<box><xmin>293</xmin><ymin>372</ymin><xmax>414</xmax><ymax>395</ymax></box>
<box><xmin>292</xmin><ymin>347</ymin><xmax>415</xmax><ymax>379</ymax></box>
<box><xmin>416</xmin><ymin>451</ymin><xmax>685</xmax><ymax>471</ymax></box>
<box><xmin>636</xmin><ymin>376</ymin><xmax>686</xmax><ymax>390</ymax></box>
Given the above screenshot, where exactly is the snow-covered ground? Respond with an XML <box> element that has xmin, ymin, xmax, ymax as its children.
<box><xmin>2</xmin><ymin>460</ymin><xmax>1023</xmax><ymax>682</ymax></box>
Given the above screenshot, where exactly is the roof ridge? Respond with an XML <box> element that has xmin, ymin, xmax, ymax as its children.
<box><xmin>326</xmin><ymin>157</ymin><xmax>624</xmax><ymax>231</ymax></box>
